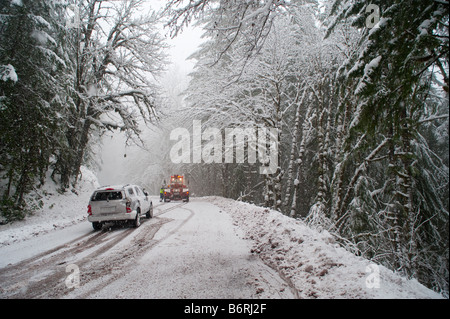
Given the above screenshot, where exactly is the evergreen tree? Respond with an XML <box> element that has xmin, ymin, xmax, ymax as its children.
<box><xmin>328</xmin><ymin>0</ymin><xmax>449</xmax><ymax>290</ymax></box>
<box><xmin>0</xmin><ymin>0</ymin><xmax>68</xmax><ymax>220</ymax></box>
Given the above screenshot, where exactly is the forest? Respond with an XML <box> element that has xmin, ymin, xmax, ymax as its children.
<box><xmin>1</xmin><ymin>0</ymin><xmax>448</xmax><ymax>295</ymax></box>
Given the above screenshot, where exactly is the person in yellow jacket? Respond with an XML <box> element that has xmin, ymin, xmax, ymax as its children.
<box><xmin>160</xmin><ymin>186</ymin><xmax>164</xmax><ymax>202</ymax></box>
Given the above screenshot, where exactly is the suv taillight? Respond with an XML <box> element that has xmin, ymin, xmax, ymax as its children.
<box><xmin>126</xmin><ymin>199</ymin><xmax>131</xmax><ymax>213</ymax></box>
<box><xmin>87</xmin><ymin>205</ymin><xmax>92</xmax><ymax>216</ymax></box>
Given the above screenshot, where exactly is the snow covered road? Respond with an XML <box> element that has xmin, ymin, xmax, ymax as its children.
<box><xmin>0</xmin><ymin>199</ymin><xmax>294</xmax><ymax>299</ymax></box>
<box><xmin>0</xmin><ymin>197</ymin><xmax>443</xmax><ymax>299</ymax></box>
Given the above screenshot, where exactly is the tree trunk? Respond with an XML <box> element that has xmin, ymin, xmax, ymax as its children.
<box><xmin>284</xmin><ymin>89</ymin><xmax>307</xmax><ymax>209</ymax></box>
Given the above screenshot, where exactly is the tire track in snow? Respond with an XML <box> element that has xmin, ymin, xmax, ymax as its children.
<box><xmin>0</xmin><ymin>227</ymin><xmax>136</xmax><ymax>298</ymax></box>
<box><xmin>153</xmin><ymin>201</ymin><xmax>188</xmax><ymax>217</ymax></box>
<box><xmin>0</xmin><ymin>202</ymin><xmax>189</xmax><ymax>298</ymax></box>
<box><xmin>0</xmin><ymin>200</ymin><xmax>298</xmax><ymax>299</ymax></box>
<box><xmin>67</xmin><ymin>204</ymin><xmax>193</xmax><ymax>298</ymax></box>
<box><xmin>72</xmin><ymin>204</ymin><xmax>195</xmax><ymax>298</ymax></box>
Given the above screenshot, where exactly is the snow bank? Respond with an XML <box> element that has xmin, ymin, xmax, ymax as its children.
<box><xmin>0</xmin><ymin>166</ymin><xmax>99</xmax><ymax>247</ymax></box>
<box><xmin>212</xmin><ymin>197</ymin><xmax>443</xmax><ymax>299</ymax></box>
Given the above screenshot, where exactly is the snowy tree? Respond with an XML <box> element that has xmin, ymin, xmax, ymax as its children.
<box><xmin>0</xmin><ymin>0</ymin><xmax>69</xmax><ymax>220</ymax></box>
<box><xmin>163</xmin><ymin>0</ymin><xmax>287</xmax><ymax>62</ymax></box>
<box><xmin>183</xmin><ymin>8</ymin><xmax>317</xmax><ymax>209</ymax></box>
<box><xmin>52</xmin><ymin>0</ymin><xmax>168</xmax><ymax>189</ymax></box>
<box><xmin>1</xmin><ymin>0</ymin><xmax>168</xmax><ymax>220</ymax></box>
<box><xmin>327</xmin><ymin>0</ymin><xmax>449</xmax><ymax>292</ymax></box>
<box><xmin>169</xmin><ymin>0</ymin><xmax>449</xmax><ymax>293</ymax></box>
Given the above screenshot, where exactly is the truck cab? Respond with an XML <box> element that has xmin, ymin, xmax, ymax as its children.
<box><xmin>164</xmin><ymin>175</ymin><xmax>189</xmax><ymax>202</ymax></box>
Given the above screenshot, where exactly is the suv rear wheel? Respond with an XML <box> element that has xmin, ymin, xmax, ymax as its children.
<box><xmin>133</xmin><ymin>208</ymin><xmax>141</xmax><ymax>228</ymax></box>
<box><xmin>146</xmin><ymin>203</ymin><xmax>153</xmax><ymax>218</ymax></box>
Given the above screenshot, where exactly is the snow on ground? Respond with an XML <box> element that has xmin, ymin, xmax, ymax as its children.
<box><xmin>211</xmin><ymin>197</ymin><xmax>444</xmax><ymax>299</ymax></box>
<box><xmin>0</xmin><ymin>180</ymin><xmax>444</xmax><ymax>299</ymax></box>
<box><xmin>66</xmin><ymin>200</ymin><xmax>294</xmax><ymax>299</ymax></box>
<box><xmin>0</xmin><ymin>166</ymin><xmax>99</xmax><ymax>247</ymax></box>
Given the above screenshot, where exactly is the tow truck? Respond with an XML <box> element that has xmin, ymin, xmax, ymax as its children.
<box><xmin>164</xmin><ymin>175</ymin><xmax>189</xmax><ymax>202</ymax></box>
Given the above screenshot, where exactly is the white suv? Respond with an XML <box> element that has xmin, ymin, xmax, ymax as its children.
<box><xmin>88</xmin><ymin>184</ymin><xmax>153</xmax><ymax>230</ymax></box>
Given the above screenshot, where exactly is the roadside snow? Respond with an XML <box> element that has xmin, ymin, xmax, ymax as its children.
<box><xmin>0</xmin><ymin>166</ymin><xmax>99</xmax><ymax>247</ymax></box>
<box><xmin>212</xmin><ymin>197</ymin><xmax>443</xmax><ymax>299</ymax></box>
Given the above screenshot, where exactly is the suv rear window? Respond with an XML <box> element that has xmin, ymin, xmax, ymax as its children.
<box><xmin>92</xmin><ymin>191</ymin><xmax>123</xmax><ymax>201</ymax></box>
